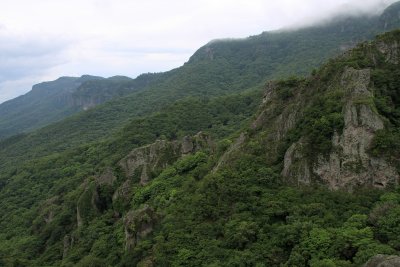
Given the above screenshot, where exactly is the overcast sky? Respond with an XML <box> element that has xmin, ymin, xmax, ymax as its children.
<box><xmin>0</xmin><ymin>0</ymin><xmax>397</xmax><ymax>103</ymax></box>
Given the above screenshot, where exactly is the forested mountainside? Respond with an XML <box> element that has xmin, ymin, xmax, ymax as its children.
<box><xmin>0</xmin><ymin>75</ymin><xmax>102</xmax><ymax>139</ymax></box>
<box><xmin>1</xmin><ymin>2</ymin><xmax>400</xmax><ymax>142</ymax></box>
<box><xmin>1</xmin><ymin>21</ymin><xmax>400</xmax><ymax>266</ymax></box>
<box><xmin>0</xmin><ymin>73</ymin><xmax>162</xmax><ymax>140</ymax></box>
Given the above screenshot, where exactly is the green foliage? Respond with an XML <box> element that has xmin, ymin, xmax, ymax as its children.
<box><xmin>75</xmin><ymin>255</ymin><xmax>107</xmax><ymax>267</ymax></box>
<box><xmin>369</xmin><ymin>54</ymin><xmax>400</xmax><ymax>169</ymax></box>
<box><xmin>0</xmin><ymin>76</ymin><xmax>102</xmax><ymax>140</ymax></box>
<box><xmin>175</xmin><ymin>152</ymin><xmax>207</xmax><ymax>173</ymax></box>
<box><xmin>0</xmin><ymin>9</ymin><xmax>400</xmax><ymax>267</ymax></box>
<box><xmin>0</xmin><ymin>7</ymin><xmax>390</xmax><ymax>153</ymax></box>
<box><xmin>278</xmin><ymin>86</ymin><xmax>345</xmax><ymax>161</ymax></box>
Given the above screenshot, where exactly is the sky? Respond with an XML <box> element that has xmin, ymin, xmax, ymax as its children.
<box><xmin>0</xmin><ymin>0</ymin><xmax>397</xmax><ymax>103</ymax></box>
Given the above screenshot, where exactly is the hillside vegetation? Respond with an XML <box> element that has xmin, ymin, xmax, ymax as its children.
<box><xmin>0</xmin><ymin>2</ymin><xmax>400</xmax><ymax>266</ymax></box>
<box><xmin>1</xmin><ymin>3</ymin><xmax>399</xmax><ymax>141</ymax></box>
<box><xmin>1</xmin><ymin>27</ymin><xmax>400</xmax><ymax>267</ymax></box>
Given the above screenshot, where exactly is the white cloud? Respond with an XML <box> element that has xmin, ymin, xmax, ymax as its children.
<box><xmin>0</xmin><ymin>0</ymin><xmax>397</xmax><ymax>103</ymax></box>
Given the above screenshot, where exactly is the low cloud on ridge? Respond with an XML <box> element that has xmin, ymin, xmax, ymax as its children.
<box><xmin>0</xmin><ymin>0</ymin><xmax>397</xmax><ymax>103</ymax></box>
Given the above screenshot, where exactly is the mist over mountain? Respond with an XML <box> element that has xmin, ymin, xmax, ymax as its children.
<box><xmin>1</xmin><ymin>2</ymin><xmax>400</xmax><ymax>141</ymax></box>
<box><xmin>0</xmin><ymin>1</ymin><xmax>400</xmax><ymax>267</ymax></box>
<box><xmin>1</xmin><ymin>0</ymin><xmax>398</xmax><ymax>104</ymax></box>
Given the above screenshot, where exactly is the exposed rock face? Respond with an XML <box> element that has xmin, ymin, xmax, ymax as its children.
<box><xmin>95</xmin><ymin>168</ymin><xmax>116</xmax><ymax>185</ymax></box>
<box><xmin>119</xmin><ymin>140</ymin><xmax>179</xmax><ymax>185</ymax></box>
<box><xmin>76</xmin><ymin>181</ymin><xmax>101</xmax><ymax>227</ymax></box>
<box><xmin>110</xmin><ymin>132</ymin><xmax>214</xmax><ymax>215</ymax></box>
<box><xmin>363</xmin><ymin>254</ymin><xmax>400</xmax><ymax>267</ymax></box>
<box><xmin>112</xmin><ymin>179</ymin><xmax>132</xmax><ymax>215</ymax></box>
<box><xmin>258</xmin><ymin>81</ymin><xmax>305</xmax><ymax>141</ymax></box>
<box><xmin>119</xmin><ymin>132</ymin><xmax>214</xmax><ymax>185</ymax></box>
<box><xmin>217</xmin><ymin>79</ymin><xmax>307</xmax><ymax>173</ymax></box>
<box><xmin>181</xmin><ymin>132</ymin><xmax>213</xmax><ymax>155</ymax></box>
<box><xmin>112</xmin><ymin>179</ymin><xmax>132</xmax><ymax>206</ymax></box>
<box><xmin>75</xmin><ymin>170</ymin><xmax>117</xmax><ymax>226</ymax></box>
<box><xmin>124</xmin><ymin>205</ymin><xmax>157</xmax><ymax>251</ymax></box>
<box><xmin>282</xmin><ymin>140</ymin><xmax>311</xmax><ymax>185</ymax></box>
<box><xmin>377</xmin><ymin>40</ymin><xmax>400</xmax><ymax>64</ymax></box>
<box><xmin>380</xmin><ymin>2</ymin><xmax>400</xmax><ymax>31</ymax></box>
<box><xmin>282</xmin><ymin>68</ymin><xmax>399</xmax><ymax>190</ymax></box>
<box><xmin>41</xmin><ymin>196</ymin><xmax>60</xmax><ymax>224</ymax></box>
<box><xmin>262</xmin><ymin>81</ymin><xmax>277</xmax><ymax>104</ymax></box>
<box><xmin>213</xmin><ymin>133</ymin><xmax>246</xmax><ymax>173</ymax></box>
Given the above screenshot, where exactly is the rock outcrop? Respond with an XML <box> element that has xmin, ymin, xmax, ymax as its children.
<box><xmin>75</xmin><ymin>169</ymin><xmax>119</xmax><ymax>224</ymax></box>
<box><xmin>282</xmin><ymin>139</ymin><xmax>312</xmax><ymax>185</ymax></box>
<box><xmin>112</xmin><ymin>179</ymin><xmax>132</xmax><ymax>209</ymax></box>
<box><xmin>363</xmin><ymin>254</ymin><xmax>400</xmax><ymax>267</ymax></box>
<box><xmin>124</xmin><ymin>205</ymin><xmax>157</xmax><ymax>251</ymax></box>
<box><xmin>76</xmin><ymin>181</ymin><xmax>102</xmax><ymax>227</ymax></box>
<box><xmin>110</xmin><ymin>132</ymin><xmax>214</xmax><ymax>214</ymax></box>
<box><xmin>282</xmin><ymin>67</ymin><xmax>399</xmax><ymax>190</ymax></box>
<box><xmin>119</xmin><ymin>132</ymin><xmax>213</xmax><ymax>185</ymax></box>
<box><xmin>95</xmin><ymin>168</ymin><xmax>116</xmax><ymax>185</ymax></box>
<box><xmin>377</xmin><ymin>40</ymin><xmax>400</xmax><ymax>64</ymax></box>
<box><xmin>213</xmin><ymin>133</ymin><xmax>246</xmax><ymax>173</ymax></box>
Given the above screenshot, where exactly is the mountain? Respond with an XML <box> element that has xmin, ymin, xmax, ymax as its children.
<box><xmin>380</xmin><ymin>1</ymin><xmax>400</xmax><ymax>30</ymax></box>
<box><xmin>71</xmin><ymin>73</ymin><xmax>163</xmax><ymax>111</ymax></box>
<box><xmin>0</xmin><ymin>2</ymin><xmax>400</xmax><ymax>266</ymax></box>
<box><xmin>1</xmin><ymin>2</ymin><xmax>399</xmax><ymax>141</ymax></box>
<box><xmin>0</xmin><ymin>75</ymin><xmax>102</xmax><ymax>139</ymax></box>
<box><xmin>1</xmin><ymin>27</ymin><xmax>400</xmax><ymax>267</ymax></box>
<box><xmin>218</xmin><ymin>30</ymin><xmax>400</xmax><ymax>190</ymax></box>
<box><xmin>0</xmin><ymin>73</ymin><xmax>164</xmax><ymax>139</ymax></box>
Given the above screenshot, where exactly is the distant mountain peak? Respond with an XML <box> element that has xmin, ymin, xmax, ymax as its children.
<box><xmin>380</xmin><ymin>1</ymin><xmax>400</xmax><ymax>30</ymax></box>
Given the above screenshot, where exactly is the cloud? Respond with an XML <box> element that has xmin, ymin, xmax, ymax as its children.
<box><xmin>0</xmin><ymin>26</ymin><xmax>74</xmax><ymax>101</ymax></box>
<box><xmin>0</xmin><ymin>0</ymin><xmax>398</xmax><ymax>103</ymax></box>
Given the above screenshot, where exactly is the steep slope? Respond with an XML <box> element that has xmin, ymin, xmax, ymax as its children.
<box><xmin>0</xmin><ymin>73</ymin><xmax>163</xmax><ymax>139</ymax></box>
<box><xmin>105</xmin><ymin>29</ymin><xmax>400</xmax><ymax>266</ymax></box>
<box><xmin>0</xmin><ymin>75</ymin><xmax>102</xmax><ymax>139</ymax></box>
<box><xmin>380</xmin><ymin>1</ymin><xmax>400</xmax><ymax>30</ymax></box>
<box><xmin>0</xmin><ymin>3</ymin><xmax>400</xmax><ymax>266</ymax></box>
<box><xmin>1</xmin><ymin>29</ymin><xmax>400</xmax><ymax>267</ymax></box>
<box><xmin>219</xmin><ymin>29</ymin><xmax>400</xmax><ymax>190</ymax></box>
<box><xmin>1</xmin><ymin>2</ymin><xmax>400</xmax><ymax>144</ymax></box>
<box><xmin>71</xmin><ymin>73</ymin><xmax>163</xmax><ymax>110</ymax></box>
<box><xmin>0</xmin><ymin>89</ymin><xmax>262</xmax><ymax>266</ymax></box>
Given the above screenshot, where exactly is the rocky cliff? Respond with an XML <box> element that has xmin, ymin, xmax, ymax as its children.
<box><xmin>218</xmin><ymin>30</ymin><xmax>400</xmax><ymax>190</ymax></box>
<box><xmin>72</xmin><ymin>132</ymin><xmax>214</xmax><ymax>252</ymax></box>
<box><xmin>283</xmin><ymin>67</ymin><xmax>399</xmax><ymax>190</ymax></box>
<box><xmin>0</xmin><ymin>75</ymin><xmax>102</xmax><ymax>139</ymax></box>
<box><xmin>2</xmin><ymin>6</ymin><xmax>400</xmax><ymax>265</ymax></box>
<box><xmin>119</xmin><ymin>132</ymin><xmax>214</xmax><ymax>185</ymax></box>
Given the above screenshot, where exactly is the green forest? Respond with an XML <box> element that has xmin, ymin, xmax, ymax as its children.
<box><xmin>1</xmin><ymin>2</ymin><xmax>400</xmax><ymax>267</ymax></box>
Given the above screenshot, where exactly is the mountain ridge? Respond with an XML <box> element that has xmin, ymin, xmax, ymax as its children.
<box><xmin>1</xmin><ymin>28</ymin><xmax>400</xmax><ymax>267</ymax></box>
<box><xmin>1</xmin><ymin>2</ymin><xmax>400</xmax><ymax>141</ymax></box>
<box><xmin>0</xmin><ymin>73</ymin><xmax>164</xmax><ymax>139</ymax></box>
<box><xmin>216</xmin><ymin>30</ymin><xmax>400</xmax><ymax>190</ymax></box>
<box><xmin>1</xmin><ymin>3</ymin><xmax>400</xmax><ymax>266</ymax></box>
